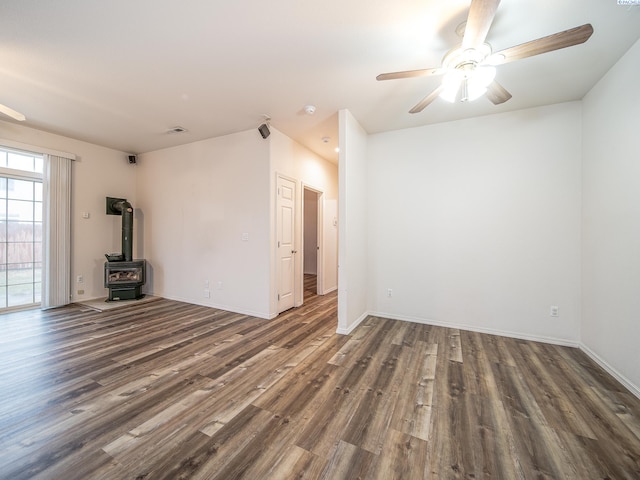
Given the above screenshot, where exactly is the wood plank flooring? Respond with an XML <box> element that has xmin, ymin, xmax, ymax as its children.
<box><xmin>304</xmin><ymin>273</ymin><xmax>317</xmax><ymax>300</ymax></box>
<box><xmin>1</xmin><ymin>290</ymin><xmax>639</xmax><ymax>479</ymax></box>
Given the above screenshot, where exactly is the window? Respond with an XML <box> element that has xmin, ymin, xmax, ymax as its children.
<box><xmin>0</xmin><ymin>147</ymin><xmax>43</xmax><ymax>310</ymax></box>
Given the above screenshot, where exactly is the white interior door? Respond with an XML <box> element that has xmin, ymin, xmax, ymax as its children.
<box><xmin>277</xmin><ymin>175</ymin><xmax>296</xmax><ymax>313</ymax></box>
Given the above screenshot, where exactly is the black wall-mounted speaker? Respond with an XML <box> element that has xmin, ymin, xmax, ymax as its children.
<box><xmin>258</xmin><ymin>123</ymin><xmax>270</xmax><ymax>139</ymax></box>
<box><xmin>128</xmin><ymin>155</ymin><xmax>137</xmax><ymax>164</ymax></box>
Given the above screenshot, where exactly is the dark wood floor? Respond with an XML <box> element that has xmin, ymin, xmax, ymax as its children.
<box><xmin>1</xmin><ymin>287</ymin><xmax>639</xmax><ymax>479</ymax></box>
<box><xmin>304</xmin><ymin>273</ymin><xmax>317</xmax><ymax>299</ymax></box>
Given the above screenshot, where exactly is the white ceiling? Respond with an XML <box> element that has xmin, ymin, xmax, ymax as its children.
<box><xmin>1</xmin><ymin>0</ymin><xmax>639</xmax><ymax>163</ymax></box>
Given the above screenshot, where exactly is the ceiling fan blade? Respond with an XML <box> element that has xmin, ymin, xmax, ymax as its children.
<box><xmin>376</xmin><ymin>67</ymin><xmax>442</xmax><ymax>81</ymax></box>
<box><xmin>491</xmin><ymin>24</ymin><xmax>593</xmax><ymax>64</ymax></box>
<box><xmin>0</xmin><ymin>103</ymin><xmax>26</xmax><ymax>122</ymax></box>
<box><xmin>462</xmin><ymin>0</ymin><xmax>501</xmax><ymax>49</ymax></box>
<box><xmin>409</xmin><ymin>85</ymin><xmax>445</xmax><ymax>114</ymax></box>
<box><xmin>485</xmin><ymin>80</ymin><xmax>512</xmax><ymax>105</ymax></box>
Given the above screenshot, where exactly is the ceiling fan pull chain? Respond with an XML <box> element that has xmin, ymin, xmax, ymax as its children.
<box><xmin>461</xmin><ymin>78</ymin><xmax>469</xmax><ymax>102</ymax></box>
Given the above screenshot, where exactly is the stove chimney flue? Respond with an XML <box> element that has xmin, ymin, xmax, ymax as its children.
<box><xmin>106</xmin><ymin>197</ymin><xmax>134</xmax><ymax>262</ymax></box>
<box><xmin>121</xmin><ymin>201</ymin><xmax>133</xmax><ymax>261</ymax></box>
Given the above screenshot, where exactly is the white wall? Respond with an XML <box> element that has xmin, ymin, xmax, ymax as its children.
<box><xmin>270</xmin><ymin>129</ymin><xmax>339</xmax><ymax>313</ymax></box>
<box><xmin>0</xmin><ymin>120</ymin><xmax>135</xmax><ymax>302</ymax></box>
<box><xmin>136</xmin><ymin>129</ymin><xmax>271</xmax><ymax>318</ymax></box>
<box><xmin>366</xmin><ymin>103</ymin><xmax>583</xmax><ymax>344</ymax></box>
<box><xmin>338</xmin><ymin>109</ymin><xmax>369</xmax><ymax>334</ymax></box>
<box><xmin>0</xmin><ymin>121</ymin><xmax>334</xmax><ymax>319</ymax></box>
<box><xmin>582</xmin><ymin>39</ymin><xmax>640</xmax><ymax>394</ymax></box>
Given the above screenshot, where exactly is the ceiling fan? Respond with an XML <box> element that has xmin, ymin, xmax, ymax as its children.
<box><xmin>377</xmin><ymin>0</ymin><xmax>593</xmax><ymax>113</ymax></box>
<box><xmin>0</xmin><ymin>102</ymin><xmax>26</xmax><ymax>122</ymax></box>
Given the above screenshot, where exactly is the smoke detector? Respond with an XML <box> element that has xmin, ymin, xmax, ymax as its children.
<box><xmin>304</xmin><ymin>104</ymin><xmax>316</xmax><ymax>115</ymax></box>
<box><xmin>167</xmin><ymin>126</ymin><xmax>187</xmax><ymax>134</ymax></box>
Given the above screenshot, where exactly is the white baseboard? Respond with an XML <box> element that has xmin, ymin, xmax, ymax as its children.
<box><xmin>579</xmin><ymin>343</ymin><xmax>640</xmax><ymax>400</ymax></box>
<box><xmin>321</xmin><ymin>285</ymin><xmax>338</xmax><ymax>295</ymax></box>
<box><xmin>347</xmin><ymin>310</ymin><xmax>640</xmax><ymax>400</ymax></box>
<box><xmin>336</xmin><ymin>311</ymin><xmax>368</xmax><ymax>335</ymax></box>
<box><xmin>151</xmin><ymin>291</ymin><xmax>273</xmax><ymax>320</ymax></box>
<box><xmin>367</xmin><ymin>310</ymin><xmax>579</xmax><ymax>348</ymax></box>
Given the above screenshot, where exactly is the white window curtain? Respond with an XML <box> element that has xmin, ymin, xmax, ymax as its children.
<box><xmin>41</xmin><ymin>154</ymin><xmax>72</xmax><ymax>309</ymax></box>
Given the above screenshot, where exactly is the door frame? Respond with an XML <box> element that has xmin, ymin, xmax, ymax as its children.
<box><xmin>302</xmin><ymin>184</ymin><xmax>324</xmax><ymax>296</ymax></box>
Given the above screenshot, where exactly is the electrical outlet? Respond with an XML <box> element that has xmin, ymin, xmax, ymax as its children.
<box><xmin>77</xmin><ymin>289</ymin><xmax>84</xmax><ymax>295</ymax></box>
<box><xmin>217</xmin><ymin>281</ymin><xmax>223</xmax><ymax>290</ymax></box>
<box><xmin>77</xmin><ymin>275</ymin><xmax>84</xmax><ymax>283</ymax></box>
<box><xmin>550</xmin><ymin>305</ymin><xmax>559</xmax><ymax>317</ymax></box>
<box><xmin>387</xmin><ymin>289</ymin><xmax>393</xmax><ymax>298</ymax></box>
<box><xmin>204</xmin><ymin>289</ymin><xmax>210</xmax><ymax>298</ymax></box>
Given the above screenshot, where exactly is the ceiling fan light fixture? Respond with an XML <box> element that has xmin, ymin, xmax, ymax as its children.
<box><xmin>440</xmin><ymin>64</ymin><xmax>496</xmax><ymax>103</ymax></box>
<box><xmin>467</xmin><ymin>65</ymin><xmax>496</xmax><ymax>101</ymax></box>
<box><xmin>465</xmin><ymin>79</ymin><xmax>486</xmax><ymax>102</ymax></box>
<box><xmin>476</xmin><ymin>65</ymin><xmax>497</xmax><ymax>85</ymax></box>
<box><xmin>439</xmin><ymin>70</ymin><xmax>463</xmax><ymax>103</ymax></box>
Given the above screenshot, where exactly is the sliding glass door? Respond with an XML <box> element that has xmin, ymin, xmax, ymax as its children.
<box><xmin>0</xmin><ymin>148</ymin><xmax>43</xmax><ymax>310</ymax></box>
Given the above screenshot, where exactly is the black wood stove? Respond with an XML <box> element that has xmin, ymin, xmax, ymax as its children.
<box><xmin>104</xmin><ymin>259</ymin><xmax>145</xmax><ymax>301</ymax></box>
<box><xmin>104</xmin><ymin>197</ymin><xmax>146</xmax><ymax>301</ymax></box>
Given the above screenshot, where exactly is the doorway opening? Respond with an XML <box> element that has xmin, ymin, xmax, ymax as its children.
<box><xmin>303</xmin><ymin>186</ymin><xmax>323</xmax><ymax>301</ymax></box>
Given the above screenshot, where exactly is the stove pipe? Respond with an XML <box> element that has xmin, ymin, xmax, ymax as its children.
<box><xmin>120</xmin><ymin>201</ymin><xmax>133</xmax><ymax>262</ymax></box>
<box><xmin>106</xmin><ymin>197</ymin><xmax>134</xmax><ymax>262</ymax></box>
